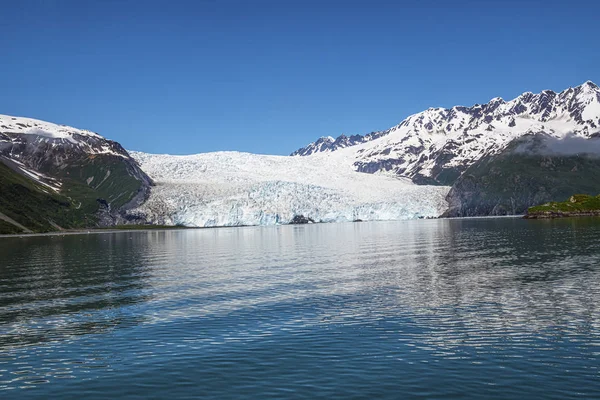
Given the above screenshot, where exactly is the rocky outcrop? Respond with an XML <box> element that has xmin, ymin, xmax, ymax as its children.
<box><xmin>289</xmin><ymin>215</ymin><xmax>315</xmax><ymax>224</ymax></box>
<box><xmin>524</xmin><ymin>194</ymin><xmax>600</xmax><ymax>219</ymax></box>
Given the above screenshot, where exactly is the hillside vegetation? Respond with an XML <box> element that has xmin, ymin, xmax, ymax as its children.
<box><xmin>443</xmin><ymin>134</ymin><xmax>600</xmax><ymax>217</ymax></box>
<box><xmin>0</xmin><ymin>161</ymin><xmax>86</xmax><ymax>233</ymax></box>
<box><xmin>526</xmin><ymin>194</ymin><xmax>600</xmax><ymax>218</ymax></box>
<box><xmin>0</xmin><ymin>154</ymin><xmax>151</xmax><ymax>234</ymax></box>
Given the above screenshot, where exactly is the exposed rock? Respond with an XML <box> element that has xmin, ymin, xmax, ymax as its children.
<box><xmin>289</xmin><ymin>215</ymin><xmax>315</xmax><ymax>224</ymax></box>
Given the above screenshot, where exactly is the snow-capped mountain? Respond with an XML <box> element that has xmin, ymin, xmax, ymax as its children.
<box><xmin>0</xmin><ymin>114</ymin><xmax>131</xmax><ymax>159</ymax></box>
<box><xmin>0</xmin><ymin>114</ymin><xmax>152</xmax><ymax>227</ymax></box>
<box><xmin>3</xmin><ymin>80</ymin><xmax>599</xmax><ymax>231</ymax></box>
<box><xmin>130</xmin><ymin>151</ymin><xmax>449</xmax><ymax>227</ymax></box>
<box><xmin>290</xmin><ymin>130</ymin><xmax>390</xmax><ymax>156</ymax></box>
<box><xmin>293</xmin><ymin>81</ymin><xmax>600</xmax><ymax>184</ymax></box>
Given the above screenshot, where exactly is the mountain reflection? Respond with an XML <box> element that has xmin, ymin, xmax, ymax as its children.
<box><xmin>0</xmin><ymin>233</ymin><xmax>157</xmax><ymax>348</ymax></box>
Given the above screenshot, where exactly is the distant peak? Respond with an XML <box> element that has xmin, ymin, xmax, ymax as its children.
<box><xmin>317</xmin><ymin>136</ymin><xmax>335</xmax><ymax>142</ymax></box>
<box><xmin>583</xmin><ymin>80</ymin><xmax>598</xmax><ymax>89</ymax></box>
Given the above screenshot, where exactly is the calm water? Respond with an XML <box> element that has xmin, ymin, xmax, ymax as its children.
<box><xmin>0</xmin><ymin>218</ymin><xmax>599</xmax><ymax>399</ymax></box>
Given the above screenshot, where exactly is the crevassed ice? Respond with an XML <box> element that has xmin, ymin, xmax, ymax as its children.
<box><xmin>130</xmin><ymin>151</ymin><xmax>450</xmax><ymax>227</ymax></box>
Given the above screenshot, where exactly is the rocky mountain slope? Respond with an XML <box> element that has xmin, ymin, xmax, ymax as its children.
<box><xmin>0</xmin><ymin>114</ymin><xmax>152</xmax><ymax>232</ymax></box>
<box><xmin>293</xmin><ymin>81</ymin><xmax>600</xmax><ymax>186</ymax></box>
<box><xmin>442</xmin><ymin>133</ymin><xmax>600</xmax><ymax>217</ymax></box>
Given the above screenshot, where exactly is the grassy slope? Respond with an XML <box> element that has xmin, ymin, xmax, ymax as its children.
<box><xmin>528</xmin><ymin>194</ymin><xmax>600</xmax><ymax>214</ymax></box>
<box><xmin>0</xmin><ymin>219</ymin><xmax>24</xmax><ymax>234</ymax></box>
<box><xmin>54</xmin><ymin>155</ymin><xmax>144</xmax><ymax>213</ymax></box>
<box><xmin>0</xmin><ymin>161</ymin><xmax>87</xmax><ymax>233</ymax></box>
<box><xmin>0</xmin><ymin>154</ymin><xmax>147</xmax><ymax>234</ymax></box>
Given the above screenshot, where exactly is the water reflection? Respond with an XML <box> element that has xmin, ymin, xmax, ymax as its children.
<box><xmin>0</xmin><ymin>219</ymin><xmax>599</xmax><ymax>398</ymax></box>
<box><xmin>0</xmin><ymin>234</ymin><xmax>157</xmax><ymax>347</ymax></box>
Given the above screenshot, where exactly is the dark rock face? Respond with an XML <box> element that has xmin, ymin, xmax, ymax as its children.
<box><xmin>443</xmin><ymin>134</ymin><xmax>600</xmax><ymax>217</ymax></box>
<box><xmin>289</xmin><ymin>215</ymin><xmax>315</xmax><ymax>224</ymax></box>
<box><xmin>354</xmin><ymin>158</ymin><xmax>405</xmax><ymax>174</ymax></box>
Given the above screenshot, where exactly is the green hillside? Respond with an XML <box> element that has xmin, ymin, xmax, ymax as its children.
<box><xmin>444</xmin><ymin>134</ymin><xmax>600</xmax><ymax>217</ymax></box>
<box><xmin>0</xmin><ymin>154</ymin><xmax>150</xmax><ymax>234</ymax></box>
<box><xmin>0</xmin><ymin>161</ymin><xmax>87</xmax><ymax>233</ymax></box>
<box><xmin>527</xmin><ymin>194</ymin><xmax>600</xmax><ymax>218</ymax></box>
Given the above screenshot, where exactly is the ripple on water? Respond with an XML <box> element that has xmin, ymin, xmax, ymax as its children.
<box><xmin>0</xmin><ymin>219</ymin><xmax>599</xmax><ymax>398</ymax></box>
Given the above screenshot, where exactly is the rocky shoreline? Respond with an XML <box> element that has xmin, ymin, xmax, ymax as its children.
<box><xmin>524</xmin><ymin>211</ymin><xmax>600</xmax><ymax>219</ymax></box>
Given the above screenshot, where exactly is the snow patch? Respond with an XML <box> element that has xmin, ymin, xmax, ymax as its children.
<box><xmin>8</xmin><ymin>158</ymin><xmax>62</xmax><ymax>192</ymax></box>
<box><xmin>0</xmin><ymin>114</ymin><xmax>101</xmax><ymax>139</ymax></box>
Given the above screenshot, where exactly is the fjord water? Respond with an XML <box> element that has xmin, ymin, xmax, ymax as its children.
<box><xmin>1</xmin><ymin>219</ymin><xmax>599</xmax><ymax>399</ymax></box>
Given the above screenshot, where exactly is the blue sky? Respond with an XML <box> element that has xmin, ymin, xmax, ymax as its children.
<box><xmin>1</xmin><ymin>0</ymin><xmax>599</xmax><ymax>155</ymax></box>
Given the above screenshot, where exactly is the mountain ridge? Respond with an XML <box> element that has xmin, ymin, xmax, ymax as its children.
<box><xmin>2</xmin><ymin>79</ymin><xmax>600</xmax><ymax>232</ymax></box>
<box><xmin>292</xmin><ymin>81</ymin><xmax>600</xmax><ymax>185</ymax></box>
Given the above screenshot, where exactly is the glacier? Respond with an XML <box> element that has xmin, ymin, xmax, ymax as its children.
<box><xmin>130</xmin><ymin>151</ymin><xmax>450</xmax><ymax>227</ymax></box>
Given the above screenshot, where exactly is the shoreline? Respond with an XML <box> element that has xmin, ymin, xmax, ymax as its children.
<box><xmin>524</xmin><ymin>211</ymin><xmax>600</xmax><ymax>219</ymax></box>
<box><xmin>0</xmin><ymin>215</ymin><xmax>528</xmax><ymax>239</ymax></box>
<box><xmin>0</xmin><ymin>226</ymin><xmax>204</xmax><ymax>239</ymax></box>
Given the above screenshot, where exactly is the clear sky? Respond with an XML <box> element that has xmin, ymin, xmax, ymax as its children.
<box><xmin>1</xmin><ymin>0</ymin><xmax>599</xmax><ymax>155</ymax></box>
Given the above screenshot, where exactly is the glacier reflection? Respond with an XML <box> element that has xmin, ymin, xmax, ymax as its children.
<box><xmin>1</xmin><ymin>218</ymin><xmax>599</xmax><ymax>395</ymax></box>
